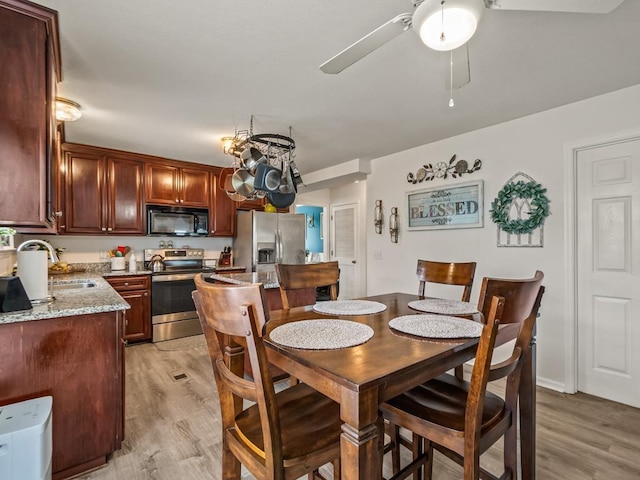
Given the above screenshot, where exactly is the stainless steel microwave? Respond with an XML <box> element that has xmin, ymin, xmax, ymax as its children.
<box><xmin>147</xmin><ymin>206</ymin><xmax>209</xmax><ymax>236</ymax></box>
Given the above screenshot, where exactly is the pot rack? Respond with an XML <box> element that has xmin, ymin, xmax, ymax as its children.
<box><xmin>221</xmin><ymin>116</ymin><xmax>301</xmax><ymax>206</ymax></box>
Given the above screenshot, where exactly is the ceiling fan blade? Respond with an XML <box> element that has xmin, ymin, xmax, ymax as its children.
<box><xmin>484</xmin><ymin>0</ymin><xmax>625</xmax><ymax>14</ymax></box>
<box><xmin>319</xmin><ymin>13</ymin><xmax>412</xmax><ymax>74</ymax></box>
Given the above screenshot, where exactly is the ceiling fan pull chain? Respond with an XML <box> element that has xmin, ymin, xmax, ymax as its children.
<box><xmin>449</xmin><ymin>49</ymin><xmax>455</xmax><ymax>108</ymax></box>
<box><xmin>440</xmin><ymin>0</ymin><xmax>446</xmax><ymax>43</ymax></box>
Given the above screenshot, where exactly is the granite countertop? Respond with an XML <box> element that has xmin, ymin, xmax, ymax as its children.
<box><xmin>0</xmin><ymin>273</ymin><xmax>130</xmax><ymax>325</ymax></box>
<box><xmin>209</xmin><ymin>271</ymin><xmax>279</xmax><ymax>289</ymax></box>
<box><xmin>101</xmin><ymin>269</ymin><xmax>153</xmax><ymax>277</ymax></box>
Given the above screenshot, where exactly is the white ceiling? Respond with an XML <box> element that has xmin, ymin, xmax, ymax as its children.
<box><xmin>39</xmin><ymin>0</ymin><xmax>640</xmax><ymax>177</ymax></box>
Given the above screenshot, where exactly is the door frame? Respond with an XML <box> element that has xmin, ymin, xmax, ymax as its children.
<box><xmin>563</xmin><ymin>129</ymin><xmax>640</xmax><ymax>394</ymax></box>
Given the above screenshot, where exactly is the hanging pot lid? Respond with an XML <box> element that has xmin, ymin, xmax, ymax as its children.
<box><xmin>240</xmin><ymin>146</ymin><xmax>268</xmax><ymax>173</ymax></box>
<box><xmin>254</xmin><ymin>163</ymin><xmax>282</xmax><ymax>192</ymax></box>
<box><xmin>231</xmin><ymin>168</ymin><xmax>255</xmax><ymax>197</ymax></box>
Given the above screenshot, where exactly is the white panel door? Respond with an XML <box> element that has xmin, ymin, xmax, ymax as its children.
<box><xmin>330</xmin><ymin>203</ymin><xmax>361</xmax><ymax>300</ymax></box>
<box><xmin>577</xmin><ymin>139</ymin><xmax>640</xmax><ymax>407</ymax></box>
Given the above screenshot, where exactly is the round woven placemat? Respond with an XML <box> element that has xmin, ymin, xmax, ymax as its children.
<box><xmin>408</xmin><ymin>298</ymin><xmax>478</xmax><ymax>315</ymax></box>
<box><xmin>312</xmin><ymin>300</ymin><xmax>387</xmax><ymax>315</ymax></box>
<box><xmin>389</xmin><ymin>314</ymin><xmax>483</xmax><ymax>339</ymax></box>
<box><xmin>269</xmin><ymin>319</ymin><xmax>374</xmax><ymax>350</ymax></box>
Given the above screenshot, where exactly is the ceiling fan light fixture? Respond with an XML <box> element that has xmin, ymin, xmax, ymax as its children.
<box><xmin>55</xmin><ymin>97</ymin><xmax>82</xmax><ymax>122</ymax></box>
<box><xmin>413</xmin><ymin>0</ymin><xmax>484</xmax><ymax>51</ymax></box>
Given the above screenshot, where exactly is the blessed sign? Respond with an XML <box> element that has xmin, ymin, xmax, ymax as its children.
<box><xmin>406</xmin><ymin>180</ymin><xmax>484</xmax><ymax>230</ymax></box>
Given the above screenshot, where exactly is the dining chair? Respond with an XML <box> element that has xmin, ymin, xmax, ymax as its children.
<box><xmin>382</xmin><ymin>271</ymin><xmax>545</xmax><ymax>480</ymax></box>
<box><xmin>416</xmin><ymin>259</ymin><xmax>477</xmax><ymax>301</ymax></box>
<box><xmin>275</xmin><ymin>261</ymin><xmax>340</xmax><ymax>309</ymax></box>
<box><xmin>193</xmin><ymin>275</ymin><xmax>342</xmax><ymax>480</ymax></box>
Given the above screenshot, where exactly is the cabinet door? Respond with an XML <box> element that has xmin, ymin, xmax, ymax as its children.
<box><xmin>120</xmin><ymin>290</ymin><xmax>151</xmax><ymax>342</ymax></box>
<box><xmin>145</xmin><ymin>163</ymin><xmax>180</xmax><ymax>205</ymax></box>
<box><xmin>210</xmin><ymin>169</ymin><xmax>236</xmax><ymax>236</ymax></box>
<box><xmin>106</xmin><ymin>275</ymin><xmax>151</xmax><ymax>342</ymax></box>
<box><xmin>0</xmin><ymin>7</ymin><xmax>52</xmax><ymax>230</ymax></box>
<box><xmin>107</xmin><ymin>156</ymin><xmax>145</xmax><ymax>234</ymax></box>
<box><xmin>181</xmin><ymin>167</ymin><xmax>210</xmax><ymax>207</ymax></box>
<box><xmin>63</xmin><ymin>150</ymin><xmax>107</xmax><ymax>234</ymax></box>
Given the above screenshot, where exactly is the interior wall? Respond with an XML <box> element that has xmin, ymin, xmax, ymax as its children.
<box><xmin>366</xmin><ymin>83</ymin><xmax>640</xmax><ymax>391</ymax></box>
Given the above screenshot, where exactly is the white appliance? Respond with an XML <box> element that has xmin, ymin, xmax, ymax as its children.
<box><xmin>233</xmin><ymin>211</ymin><xmax>306</xmax><ymax>273</ymax></box>
<box><xmin>0</xmin><ymin>396</ymin><xmax>53</xmax><ymax>480</ymax></box>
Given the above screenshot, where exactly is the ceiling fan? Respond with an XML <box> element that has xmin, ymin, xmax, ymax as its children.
<box><xmin>319</xmin><ymin>0</ymin><xmax>625</xmax><ymax>76</ymax></box>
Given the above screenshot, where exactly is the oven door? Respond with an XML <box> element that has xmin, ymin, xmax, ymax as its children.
<box><xmin>151</xmin><ymin>272</ymin><xmax>202</xmax><ymax>342</ymax></box>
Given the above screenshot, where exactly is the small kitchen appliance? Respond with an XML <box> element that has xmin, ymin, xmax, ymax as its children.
<box><xmin>147</xmin><ymin>206</ymin><xmax>209</xmax><ymax>236</ymax></box>
<box><xmin>0</xmin><ymin>396</ymin><xmax>53</xmax><ymax>480</ymax></box>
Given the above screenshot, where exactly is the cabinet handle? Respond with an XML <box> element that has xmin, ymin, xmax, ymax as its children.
<box><xmin>54</xmin><ymin>211</ymin><xmax>63</xmax><ymax>217</ymax></box>
<box><xmin>211</xmin><ymin>230</ymin><xmax>215</xmax><ymax>234</ymax></box>
<box><xmin>180</xmin><ymin>199</ymin><xmax>184</xmax><ymax>203</ymax></box>
<box><xmin>124</xmin><ymin>282</ymin><xmax>129</xmax><ymax>286</ymax></box>
<box><xmin>101</xmin><ymin>227</ymin><xmax>106</xmax><ymax>232</ymax></box>
<box><xmin>144</xmin><ymin>292</ymin><xmax>148</xmax><ymax>296</ymax></box>
<box><xmin>175</xmin><ymin>198</ymin><xmax>180</xmax><ymax>203</ymax></box>
<box><xmin>107</xmin><ymin>227</ymin><xmax>113</xmax><ymax>232</ymax></box>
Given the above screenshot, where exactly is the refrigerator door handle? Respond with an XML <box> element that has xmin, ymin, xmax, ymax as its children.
<box><xmin>276</xmin><ymin>229</ymin><xmax>283</xmax><ymax>263</ymax></box>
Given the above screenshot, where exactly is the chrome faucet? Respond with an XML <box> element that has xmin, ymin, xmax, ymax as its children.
<box><xmin>17</xmin><ymin>240</ymin><xmax>60</xmax><ymax>263</ymax></box>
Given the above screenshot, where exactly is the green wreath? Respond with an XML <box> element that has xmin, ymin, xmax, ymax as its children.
<box><xmin>490</xmin><ymin>180</ymin><xmax>550</xmax><ymax>234</ymax></box>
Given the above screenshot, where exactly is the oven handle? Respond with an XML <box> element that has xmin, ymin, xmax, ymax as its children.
<box><xmin>152</xmin><ymin>273</ymin><xmax>200</xmax><ymax>282</ymax></box>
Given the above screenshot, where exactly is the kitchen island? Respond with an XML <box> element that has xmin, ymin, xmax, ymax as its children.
<box><xmin>0</xmin><ymin>273</ymin><xmax>129</xmax><ymax>479</ymax></box>
<box><xmin>209</xmin><ymin>271</ymin><xmax>315</xmax><ymax>310</ymax></box>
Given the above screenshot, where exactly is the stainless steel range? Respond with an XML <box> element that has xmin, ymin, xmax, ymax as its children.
<box><xmin>144</xmin><ymin>248</ymin><xmax>215</xmax><ymax>342</ymax></box>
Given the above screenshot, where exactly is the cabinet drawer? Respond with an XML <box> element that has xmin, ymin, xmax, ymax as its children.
<box><xmin>106</xmin><ymin>275</ymin><xmax>150</xmax><ymax>291</ymax></box>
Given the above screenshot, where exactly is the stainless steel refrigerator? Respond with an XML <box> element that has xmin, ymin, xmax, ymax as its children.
<box><xmin>233</xmin><ymin>210</ymin><xmax>306</xmax><ymax>273</ymax></box>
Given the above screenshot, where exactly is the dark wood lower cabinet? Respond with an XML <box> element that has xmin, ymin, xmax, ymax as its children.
<box><xmin>106</xmin><ymin>275</ymin><xmax>151</xmax><ymax>343</ymax></box>
<box><xmin>0</xmin><ymin>311</ymin><xmax>125</xmax><ymax>479</ymax></box>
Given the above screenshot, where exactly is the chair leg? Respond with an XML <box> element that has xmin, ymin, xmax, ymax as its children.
<box><xmin>423</xmin><ymin>441</ymin><xmax>434</xmax><ymax>480</ymax></box>
<box><xmin>222</xmin><ymin>436</ymin><xmax>241</xmax><ymax>479</ymax></box>
<box><xmin>391</xmin><ymin>424</ymin><xmax>401</xmax><ymax>474</ymax></box>
<box><xmin>411</xmin><ymin>433</ymin><xmax>423</xmax><ymax>480</ymax></box>
<box><xmin>454</xmin><ymin>365</ymin><xmax>465</xmax><ymax>380</ymax></box>
<box><xmin>503</xmin><ymin>423</ymin><xmax>518</xmax><ymax>480</ymax></box>
<box><xmin>463</xmin><ymin>449</ymin><xmax>481</xmax><ymax>480</ymax></box>
<box><xmin>333</xmin><ymin>458</ymin><xmax>341</xmax><ymax>480</ymax></box>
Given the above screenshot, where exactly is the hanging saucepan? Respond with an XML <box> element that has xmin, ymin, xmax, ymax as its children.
<box><xmin>279</xmin><ymin>162</ymin><xmax>297</xmax><ymax>194</ymax></box>
<box><xmin>240</xmin><ymin>146</ymin><xmax>268</xmax><ymax>173</ymax></box>
<box><xmin>267</xmin><ymin>190</ymin><xmax>296</xmax><ymax>209</ymax></box>
<box><xmin>253</xmin><ymin>163</ymin><xmax>282</xmax><ymax>192</ymax></box>
<box><xmin>223</xmin><ymin>171</ymin><xmax>246</xmax><ymax>202</ymax></box>
<box><xmin>231</xmin><ymin>168</ymin><xmax>255</xmax><ymax>197</ymax></box>
<box><xmin>289</xmin><ymin>160</ymin><xmax>304</xmax><ymax>187</ymax></box>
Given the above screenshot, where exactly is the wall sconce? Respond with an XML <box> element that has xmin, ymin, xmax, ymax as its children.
<box><xmin>55</xmin><ymin>97</ymin><xmax>82</xmax><ymax>122</ymax></box>
<box><xmin>389</xmin><ymin>207</ymin><xmax>399</xmax><ymax>243</ymax></box>
<box><xmin>374</xmin><ymin>199</ymin><xmax>383</xmax><ymax>234</ymax></box>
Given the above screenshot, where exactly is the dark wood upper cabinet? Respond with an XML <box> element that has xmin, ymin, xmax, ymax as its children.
<box><xmin>62</xmin><ymin>144</ymin><xmax>145</xmax><ymax>235</ymax></box>
<box><xmin>210</xmin><ymin>167</ymin><xmax>236</xmax><ymax>236</ymax></box>
<box><xmin>145</xmin><ymin>163</ymin><xmax>209</xmax><ymax>208</ymax></box>
<box><xmin>0</xmin><ymin>1</ymin><xmax>61</xmax><ymax>232</ymax></box>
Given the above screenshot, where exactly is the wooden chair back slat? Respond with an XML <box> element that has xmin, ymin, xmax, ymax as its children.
<box><xmin>276</xmin><ymin>261</ymin><xmax>340</xmax><ymax>309</ymax></box>
<box><xmin>416</xmin><ymin>260</ymin><xmax>477</xmax><ymax>301</ymax></box>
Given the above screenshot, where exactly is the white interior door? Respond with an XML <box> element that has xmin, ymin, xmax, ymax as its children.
<box><xmin>577</xmin><ymin>139</ymin><xmax>640</xmax><ymax>407</ymax></box>
<box><xmin>330</xmin><ymin>203</ymin><xmax>360</xmax><ymax>299</ymax></box>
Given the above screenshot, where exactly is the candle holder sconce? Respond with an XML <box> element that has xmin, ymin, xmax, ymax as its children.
<box><xmin>374</xmin><ymin>200</ymin><xmax>383</xmax><ymax>234</ymax></box>
<box><xmin>389</xmin><ymin>207</ymin><xmax>399</xmax><ymax>243</ymax></box>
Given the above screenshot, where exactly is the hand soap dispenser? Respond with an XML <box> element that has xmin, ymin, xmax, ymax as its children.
<box><xmin>128</xmin><ymin>250</ymin><xmax>137</xmax><ymax>273</ymax></box>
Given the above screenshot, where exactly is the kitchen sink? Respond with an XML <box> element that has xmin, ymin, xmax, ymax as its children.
<box><xmin>52</xmin><ymin>281</ymin><xmax>97</xmax><ymax>290</ymax></box>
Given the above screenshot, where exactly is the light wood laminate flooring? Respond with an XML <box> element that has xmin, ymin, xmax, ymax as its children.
<box><xmin>75</xmin><ymin>336</ymin><xmax>640</xmax><ymax>480</ymax></box>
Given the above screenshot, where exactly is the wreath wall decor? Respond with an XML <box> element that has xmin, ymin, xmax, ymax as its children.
<box><xmin>407</xmin><ymin>154</ymin><xmax>481</xmax><ymax>184</ymax></box>
<box><xmin>490</xmin><ymin>180</ymin><xmax>550</xmax><ymax>235</ymax></box>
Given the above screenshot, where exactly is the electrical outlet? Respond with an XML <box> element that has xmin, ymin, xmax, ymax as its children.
<box><xmin>374</xmin><ymin>251</ymin><xmax>383</xmax><ymax>260</ymax></box>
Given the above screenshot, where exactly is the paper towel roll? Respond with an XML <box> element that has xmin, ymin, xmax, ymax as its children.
<box><xmin>17</xmin><ymin>250</ymin><xmax>49</xmax><ymax>301</ymax></box>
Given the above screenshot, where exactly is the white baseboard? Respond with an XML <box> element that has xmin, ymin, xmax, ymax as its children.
<box><xmin>536</xmin><ymin>377</ymin><xmax>566</xmax><ymax>393</ymax></box>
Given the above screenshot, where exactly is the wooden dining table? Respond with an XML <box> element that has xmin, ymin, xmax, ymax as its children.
<box><xmin>262</xmin><ymin>292</ymin><xmax>537</xmax><ymax>480</ymax></box>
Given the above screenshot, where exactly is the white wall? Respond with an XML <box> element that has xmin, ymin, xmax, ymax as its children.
<box><xmin>366</xmin><ymin>84</ymin><xmax>640</xmax><ymax>391</ymax></box>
